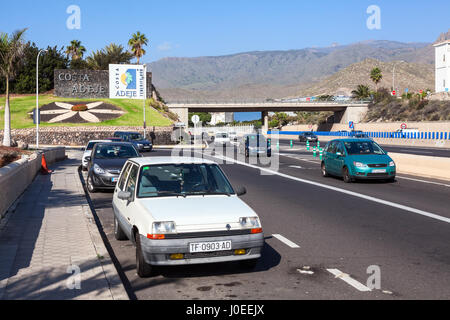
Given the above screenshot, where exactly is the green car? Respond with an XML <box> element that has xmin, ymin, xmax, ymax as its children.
<box><xmin>321</xmin><ymin>139</ymin><xmax>396</xmax><ymax>183</ymax></box>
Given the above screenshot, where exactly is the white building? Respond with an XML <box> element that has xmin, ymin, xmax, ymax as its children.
<box><xmin>209</xmin><ymin>112</ymin><xmax>234</xmax><ymax>125</ymax></box>
<box><xmin>434</xmin><ymin>40</ymin><xmax>450</xmax><ymax>93</ymax></box>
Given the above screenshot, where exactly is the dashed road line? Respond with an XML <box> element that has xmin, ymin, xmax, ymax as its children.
<box><xmin>272</xmin><ymin>234</ymin><xmax>301</xmax><ymax>248</ymax></box>
<box><xmin>327</xmin><ymin>268</ymin><xmax>372</xmax><ymax>292</ymax></box>
<box><xmin>396</xmin><ymin>175</ymin><xmax>450</xmax><ymax>188</ymax></box>
<box><xmin>202</xmin><ymin>152</ymin><xmax>450</xmax><ymax>225</ymax></box>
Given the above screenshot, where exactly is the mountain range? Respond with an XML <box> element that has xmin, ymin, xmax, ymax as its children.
<box><xmin>149</xmin><ymin>31</ymin><xmax>449</xmax><ymax>102</ymax></box>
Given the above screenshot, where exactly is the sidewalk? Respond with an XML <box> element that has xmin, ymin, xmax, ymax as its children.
<box><xmin>0</xmin><ymin>152</ymin><xmax>128</xmax><ymax>300</ymax></box>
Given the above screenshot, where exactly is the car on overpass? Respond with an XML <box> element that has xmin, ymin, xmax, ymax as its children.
<box><xmin>298</xmin><ymin>132</ymin><xmax>318</xmax><ymax>143</ymax></box>
<box><xmin>85</xmin><ymin>142</ymin><xmax>140</xmax><ymax>193</ymax></box>
<box><xmin>112</xmin><ymin>157</ymin><xmax>264</xmax><ymax>277</ymax></box>
<box><xmin>321</xmin><ymin>139</ymin><xmax>396</xmax><ymax>183</ymax></box>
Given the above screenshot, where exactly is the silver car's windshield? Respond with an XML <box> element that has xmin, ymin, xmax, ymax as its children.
<box><xmin>137</xmin><ymin>163</ymin><xmax>235</xmax><ymax>198</ymax></box>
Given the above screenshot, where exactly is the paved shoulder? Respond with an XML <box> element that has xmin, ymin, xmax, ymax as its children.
<box><xmin>0</xmin><ymin>152</ymin><xmax>128</xmax><ymax>300</ymax></box>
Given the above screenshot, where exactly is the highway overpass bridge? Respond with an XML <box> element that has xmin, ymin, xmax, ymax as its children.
<box><xmin>167</xmin><ymin>101</ymin><xmax>370</xmax><ymax>131</ymax></box>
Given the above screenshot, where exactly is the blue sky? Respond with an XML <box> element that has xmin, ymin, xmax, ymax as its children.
<box><xmin>1</xmin><ymin>0</ymin><xmax>449</xmax><ymax>121</ymax></box>
<box><xmin>1</xmin><ymin>0</ymin><xmax>449</xmax><ymax>63</ymax></box>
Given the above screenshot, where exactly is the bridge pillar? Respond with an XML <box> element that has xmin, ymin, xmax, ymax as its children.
<box><xmin>168</xmin><ymin>106</ymin><xmax>189</xmax><ymax>126</ymax></box>
<box><xmin>338</xmin><ymin>106</ymin><xmax>369</xmax><ymax>125</ymax></box>
<box><xmin>262</xmin><ymin>111</ymin><xmax>269</xmax><ymax>135</ymax></box>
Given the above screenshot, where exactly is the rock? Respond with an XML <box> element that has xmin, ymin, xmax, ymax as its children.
<box><xmin>17</xmin><ymin>140</ymin><xmax>29</xmax><ymax>150</ymax></box>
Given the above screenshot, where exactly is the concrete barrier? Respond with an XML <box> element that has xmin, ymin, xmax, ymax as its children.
<box><xmin>388</xmin><ymin>152</ymin><xmax>450</xmax><ymax>181</ymax></box>
<box><xmin>0</xmin><ymin>147</ymin><xmax>66</xmax><ymax>218</ymax></box>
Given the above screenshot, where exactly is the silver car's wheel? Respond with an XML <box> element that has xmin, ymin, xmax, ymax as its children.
<box><xmin>87</xmin><ymin>175</ymin><xmax>97</xmax><ymax>193</ymax></box>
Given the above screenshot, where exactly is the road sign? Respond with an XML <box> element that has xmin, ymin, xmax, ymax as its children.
<box><xmin>349</xmin><ymin>121</ymin><xmax>354</xmax><ymax>129</ymax></box>
<box><xmin>401</xmin><ymin>123</ymin><xmax>407</xmax><ymax>130</ymax></box>
<box><xmin>392</xmin><ymin>90</ymin><xmax>396</xmax><ymax>96</ymax></box>
<box><xmin>419</xmin><ymin>90</ymin><xmax>423</xmax><ymax>94</ymax></box>
<box><xmin>33</xmin><ymin>109</ymin><xmax>40</xmax><ymax>125</ymax></box>
<box><xmin>405</xmin><ymin>88</ymin><xmax>409</xmax><ymax>93</ymax></box>
<box><xmin>191</xmin><ymin>115</ymin><xmax>200</xmax><ymax>125</ymax></box>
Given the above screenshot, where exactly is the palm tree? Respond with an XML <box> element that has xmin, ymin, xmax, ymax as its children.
<box><xmin>86</xmin><ymin>43</ymin><xmax>133</xmax><ymax>70</ymax></box>
<box><xmin>128</xmin><ymin>32</ymin><xmax>148</xmax><ymax>64</ymax></box>
<box><xmin>0</xmin><ymin>28</ymin><xmax>27</xmax><ymax>147</ymax></box>
<box><xmin>351</xmin><ymin>84</ymin><xmax>371</xmax><ymax>100</ymax></box>
<box><xmin>370</xmin><ymin>67</ymin><xmax>383</xmax><ymax>92</ymax></box>
<box><xmin>65</xmin><ymin>40</ymin><xmax>86</xmax><ymax>60</ymax></box>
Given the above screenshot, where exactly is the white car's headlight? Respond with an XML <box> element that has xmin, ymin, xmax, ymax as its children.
<box><xmin>353</xmin><ymin>161</ymin><xmax>368</xmax><ymax>168</ymax></box>
<box><xmin>389</xmin><ymin>161</ymin><xmax>396</xmax><ymax>167</ymax></box>
<box><xmin>93</xmin><ymin>163</ymin><xmax>106</xmax><ymax>174</ymax></box>
<box><xmin>240</xmin><ymin>217</ymin><xmax>261</xmax><ymax>228</ymax></box>
<box><xmin>152</xmin><ymin>221</ymin><xmax>177</xmax><ymax>234</ymax></box>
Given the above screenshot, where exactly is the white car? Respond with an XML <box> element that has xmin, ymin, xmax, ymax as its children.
<box><xmin>81</xmin><ymin>140</ymin><xmax>111</xmax><ymax>170</ymax></box>
<box><xmin>112</xmin><ymin>157</ymin><xmax>264</xmax><ymax>277</ymax></box>
<box><xmin>214</xmin><ymin>133</ymin><xmax>230</xmax><ymax>146</ymax></box>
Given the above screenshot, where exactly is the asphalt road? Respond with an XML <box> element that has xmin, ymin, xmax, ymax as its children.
<box><xmin>277</xmin><ymin>139</ymin><xmax>450</xmax><ymax>158</ymax></box>
<box><xmin>77</xmin><ymin>146</ymin><xmax>450</xmax><ymax>300</ymax></box>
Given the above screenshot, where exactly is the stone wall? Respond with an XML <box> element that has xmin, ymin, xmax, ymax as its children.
<box><xmin>0</xmin><ymin>147</ymin><xmax>66</xmax><ymax>218</ymax></box>
<box><xmin>0</xmin><ymin>126</ymin><xmax>176</xmax><ymax>147</ymax></box>
<box><xmin>54</xmin><ymin>69</ymin><xmax>153</xmax><ymax>99</ymax></box>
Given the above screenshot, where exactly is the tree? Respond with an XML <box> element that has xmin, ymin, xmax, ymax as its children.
<box><xmin>370</xmin><ymin>67</ymin><xmax>383</xmax><ymax>92</ymax></box>
<box><xmin>65</xmin><ymin>40</ymin><xmax>86</xmax><ymax>60</ymax></box>
<box><xmin>188</xmin><ymin>112</ymin><xmax>211</xmax><ymax>126</ymax></box>
<box><xmin>86</xmin><ymin>43</ymin><xmax>134</xmax><ymax>70</ymax></box>
<box><xmin>351</xmin><ymin>84</ymin><xmax>371</xmax><ymax>100</ymax></box>
<box><xmin>128</xmin><ymin>31</ymin><xmax>148</xmax><ymax>64</ymax></box>
<box><xmin>11</xmin><ymin>42</ymin><xmax>68</xmax><ymax>93</ymax></box>
<box><xmin>0</xmin><ymin>28</ymin><xmax>27</xmax><ymax>146</ymax></box>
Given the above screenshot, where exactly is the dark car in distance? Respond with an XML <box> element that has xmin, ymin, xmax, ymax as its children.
<box><xmin>298</xmin><ymin>132</ymin><xmax>318</xmax><ymax>143</ymax></box>
<box><xmin>86</xmin><ymin>142</ymin><xmax>140</xmax><ymax>193</ymax></box>
<box><xmin>113</xmin><ymin>131</ymin><xmax>153</xmax><ymax>152</ymax></box>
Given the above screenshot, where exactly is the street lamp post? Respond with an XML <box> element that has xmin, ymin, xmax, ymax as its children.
<box><xmin>36</xmin><ymin>49</ymin><xmax>48</xmax><ymax>150</ymax></box>
<box><xmin>392</xmin><ymin>60</ymin><xmax>405</xmax><ymax>93</ymax></box>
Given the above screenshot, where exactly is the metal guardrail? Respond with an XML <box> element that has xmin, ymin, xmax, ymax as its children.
<box><xmin>267</xmin><ymin>131</ymin><xmax>450</xmax><ymax>141</ymax></box>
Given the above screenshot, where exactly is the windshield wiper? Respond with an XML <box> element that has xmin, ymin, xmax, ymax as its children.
<box><xmin>140</xmin><ymin>191</ymin><xmax>186</xmax><ymax>198</ymax></box>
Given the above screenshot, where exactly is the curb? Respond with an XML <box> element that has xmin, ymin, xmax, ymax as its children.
<box><xmin>73</xmin><ymin>165</ymin><xmax>129</xmax><ymax>300</ymax></box>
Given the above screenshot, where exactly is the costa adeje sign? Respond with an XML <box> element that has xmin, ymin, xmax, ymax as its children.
<box><xmin>109</xmin><ymin>64</ymin><xmax>146</xmax><ymax>100</ymax></box>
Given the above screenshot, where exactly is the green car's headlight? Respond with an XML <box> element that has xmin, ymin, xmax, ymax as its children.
<box><xmin>389</xmin><ymin>161</ymin><xmax>395</xmax><ymax>167</ymax></box>
<box><xmin>353</xmin><ymin>161</ymin><xmax>368</xmax><ymax>168</ymax></box>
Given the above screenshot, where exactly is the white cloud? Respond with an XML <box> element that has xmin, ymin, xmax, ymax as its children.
<box><xmin>157</xmin><ymin>41</ymin><xmax>173</xmax><ymax>51</ymax></box>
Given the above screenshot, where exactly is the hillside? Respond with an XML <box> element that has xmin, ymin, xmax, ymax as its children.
<box><xmin>149</xmin><ymin>39</ymin><xmax>435</xmax><ymax>101</ymax></box>
<box><xmin>293</xmin><ymin>58</ymin><xmax>435</xmax><ymax>97</ymax></box>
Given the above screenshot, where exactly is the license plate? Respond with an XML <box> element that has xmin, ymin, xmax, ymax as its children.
<box><xmin>111</xmin><ymin>177</ymin><xmax>118</xmax><ymax>182</ymax></box>
<box><xmin>372</xmin><ymin>169</ymin><xmax>386</xmax><ymax>173</ymax></box>
<box><xmin>189</xmin><ymin>241</ymin><xmax>232</xmax><ymax>253</ymax></box>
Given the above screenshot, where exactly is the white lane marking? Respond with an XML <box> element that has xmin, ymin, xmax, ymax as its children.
<box><xmin>272</xmin><ymin>234</ymin><xmax>301</xmax><ymax>248</ymax></box>
<box><xmin>396</xmin><ymin>176</ymin><xmax>450</xmax><ymax>188</ymax></box>
<box><xmin>203</xmin><ymin>153</ymin><xmax>450</xmax><ymax>225</ymax></box>
<box><xmin>400</xmin><ymin>149</ymin><xmax>433</xmax><ymax>154</ymax></box>
<box><xmin>289</xmin><ymin>165</ymin><xmax>303</xmax><ymax>169</ymax></box>
<box><xmin>327</xmin><ymin>268</ymin><xmax>372</xmax><ymax>292</ymax></box>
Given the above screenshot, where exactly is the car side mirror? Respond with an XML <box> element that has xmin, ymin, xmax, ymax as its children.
<box><xmin>235</xmin><ymin>186</ymin><xmax>247</xmax><ymax>196</ymax></box>
<box><xmin>85</xmin><ymin>156</ymin><xmax>91</xmax><ymax>162</ymax></box>
<box><xmin>118</xmin><ymin>191</ymin><xmax>132</xmax><ymax>201</ymax></box>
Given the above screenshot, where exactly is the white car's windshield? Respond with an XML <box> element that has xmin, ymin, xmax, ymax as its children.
<box><xmin>216</xmin><ymin>133</ymin><xmax>229</xmax><ymax>138</ymax></box>
<box><xmin>137</xmin><ymin>163</ymin><xmax>235</xmax><ymax>198</ymax></box>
